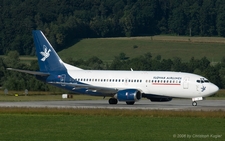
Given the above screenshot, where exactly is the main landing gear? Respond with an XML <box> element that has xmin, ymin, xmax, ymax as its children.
<box><xmin>192</xmin><ymin>101</ymin><xmax>197</xmax><ymax>106</ymax></box>
<box><xmin>109</xmin><ymin>98</ymin><xmax>118</xmax><ymax>104</ymax></box>
<box><xmin>108</xmin><ymin>98</ymin><xmax>135</xmax><ymax>105</ymax></box>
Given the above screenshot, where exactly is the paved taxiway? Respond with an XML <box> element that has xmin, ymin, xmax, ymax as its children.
<box><xmin>0</xmin><ymin>99</ymin><xmax>224</xmax><ymax>111</ymax></box>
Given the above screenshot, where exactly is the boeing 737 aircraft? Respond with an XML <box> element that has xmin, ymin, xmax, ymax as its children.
<box><xmin>8</xmin><ymin>30</ymin><xmax>219</xmax><ymax>106</ymax></box>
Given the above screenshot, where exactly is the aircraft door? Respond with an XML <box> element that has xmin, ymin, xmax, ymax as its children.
<box><xmin>183</xmin><ymin>77</ymin><xmax>189</xmax><ymax>89</ymax></box>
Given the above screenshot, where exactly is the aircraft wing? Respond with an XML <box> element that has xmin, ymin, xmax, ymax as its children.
<box><xmin>7</xmin><ymin>68</ymin><xmax>50</xmax><ymax>76</ymax></box>
<box><xmin>49</xmin><ymin>82</ymin><xmax>119</xmax><ymax>95</ymax></box>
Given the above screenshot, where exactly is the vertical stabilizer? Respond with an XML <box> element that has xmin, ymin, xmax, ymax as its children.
<box><xmin>32</xmin><ymin>30</ymin><xmax>66</xmax><ymax>72</ymax></box>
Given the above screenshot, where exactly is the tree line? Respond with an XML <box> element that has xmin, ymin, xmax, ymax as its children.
<box><xmin>1</xmin><ymin>51</ymin><xmax>225</xmax><ymax>91</ymax></box>
<box><xmin>1</xmin><ymin>0</ymin><xmax>225</xmax><ymax>55</ymax></box>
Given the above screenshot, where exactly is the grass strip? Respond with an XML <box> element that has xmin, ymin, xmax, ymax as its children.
<box><xmin>0</xmin><ymin>107</ymin><xmax>224</xmax><ymax>118</ymax></box>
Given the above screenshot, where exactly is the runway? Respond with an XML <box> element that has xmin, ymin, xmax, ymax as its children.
<box><xmin>0</xmin><ymin>99</ymin><xmax>224</xmax><ymax>111</ymax></box>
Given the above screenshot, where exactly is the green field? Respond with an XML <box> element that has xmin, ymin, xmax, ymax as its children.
<box><xmin>0</xmin><ymin>108</ymin><xmax>224</xmax><ymax>141</ymax></box>
<box><xmin>58</xmin><ymin>36</ymin><xmax>225</xmax><ymax>63</ymax></box>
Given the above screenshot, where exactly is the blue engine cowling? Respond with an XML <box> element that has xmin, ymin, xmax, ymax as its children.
<box><xmin>116</xmin><ymin>89</ymin><xmax>142</xmax><ymax>102</ymax></box>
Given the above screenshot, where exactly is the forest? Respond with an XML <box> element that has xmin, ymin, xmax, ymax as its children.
<box><xmin>1</xmin><ymin>0</ymin><xmax>225</xmax><ymax>55</ymax></box>
<box><xmin>1</xmin><ymin>0</ymin><xmax>225</xmax><ymax>91</ymax></box>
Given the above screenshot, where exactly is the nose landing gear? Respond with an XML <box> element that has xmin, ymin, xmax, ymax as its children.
<box><xmin>192</xmin><ymin>101</ymin><xmax>197</xmax><ymax>106</ymax></box>
<box><xmin>192</xmin><ymin>97</ymin><xmax>203</xmax><ymax>106</ymax></box>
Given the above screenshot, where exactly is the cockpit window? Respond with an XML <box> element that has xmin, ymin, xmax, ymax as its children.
<box><xmin>196</xmin><ymin>78</ymin><xmax>210</xmax><ymax>83</ymax></box>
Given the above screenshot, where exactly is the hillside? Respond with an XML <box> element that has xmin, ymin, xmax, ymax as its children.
<box><xmin>58</xmin><ymin>36</ymin><xmax>225</xmax><ymax>63</ymax></box>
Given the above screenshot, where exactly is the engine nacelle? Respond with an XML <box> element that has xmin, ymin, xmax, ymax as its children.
<box><xmin>149</xmin><ymin>97</ymin><xmax>172</xmax><ymax>102</ymax></box>
<box><xmin>116</xmin><ymin>89</ymin><xmax>142</xmax><ymax>102</ymax></box>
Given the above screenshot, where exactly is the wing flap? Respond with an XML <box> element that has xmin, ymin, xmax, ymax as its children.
<box><xmin>49</xmin><ymin>82</ymin><xmax>118</xmax><ymax>94</ymax></box>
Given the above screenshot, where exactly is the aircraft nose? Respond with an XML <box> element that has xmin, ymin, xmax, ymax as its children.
<box><xmin>211</xmin><ymin>84</ymin><xmax>219</xmax><ymax>94</ymax></box>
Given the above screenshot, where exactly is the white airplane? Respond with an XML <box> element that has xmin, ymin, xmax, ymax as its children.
<box><xmin>8</xmin><ymin>30</ymin><xmax>219</xmax><ymax>106</ymax></box>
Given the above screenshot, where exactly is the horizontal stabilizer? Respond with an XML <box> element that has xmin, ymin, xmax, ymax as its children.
<box><xmin>7</xmin><ymin>68</ymin><xmax>50</xmax><ymax>76</ymax></box>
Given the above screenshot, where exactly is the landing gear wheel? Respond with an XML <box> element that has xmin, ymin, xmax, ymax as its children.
<box><xmin>192</xmin><ymin>101</ymin><xmax>197</xmax><ymax>106</ymax></box>
<box><xmin>126</xmin><ymin>101</ymin><xmax>135</xmax><ymax>105</ymax></box>
<box><xmin>109</xmin><ymin>98</ymin><xmax>118</xmax><ymax>104</ymax></box>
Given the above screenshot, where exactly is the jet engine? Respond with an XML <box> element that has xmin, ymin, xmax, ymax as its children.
<box><xmin>116</xmin><ymin>89</ymin><xmax>142</xmax><ymax>101</ymax></box>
